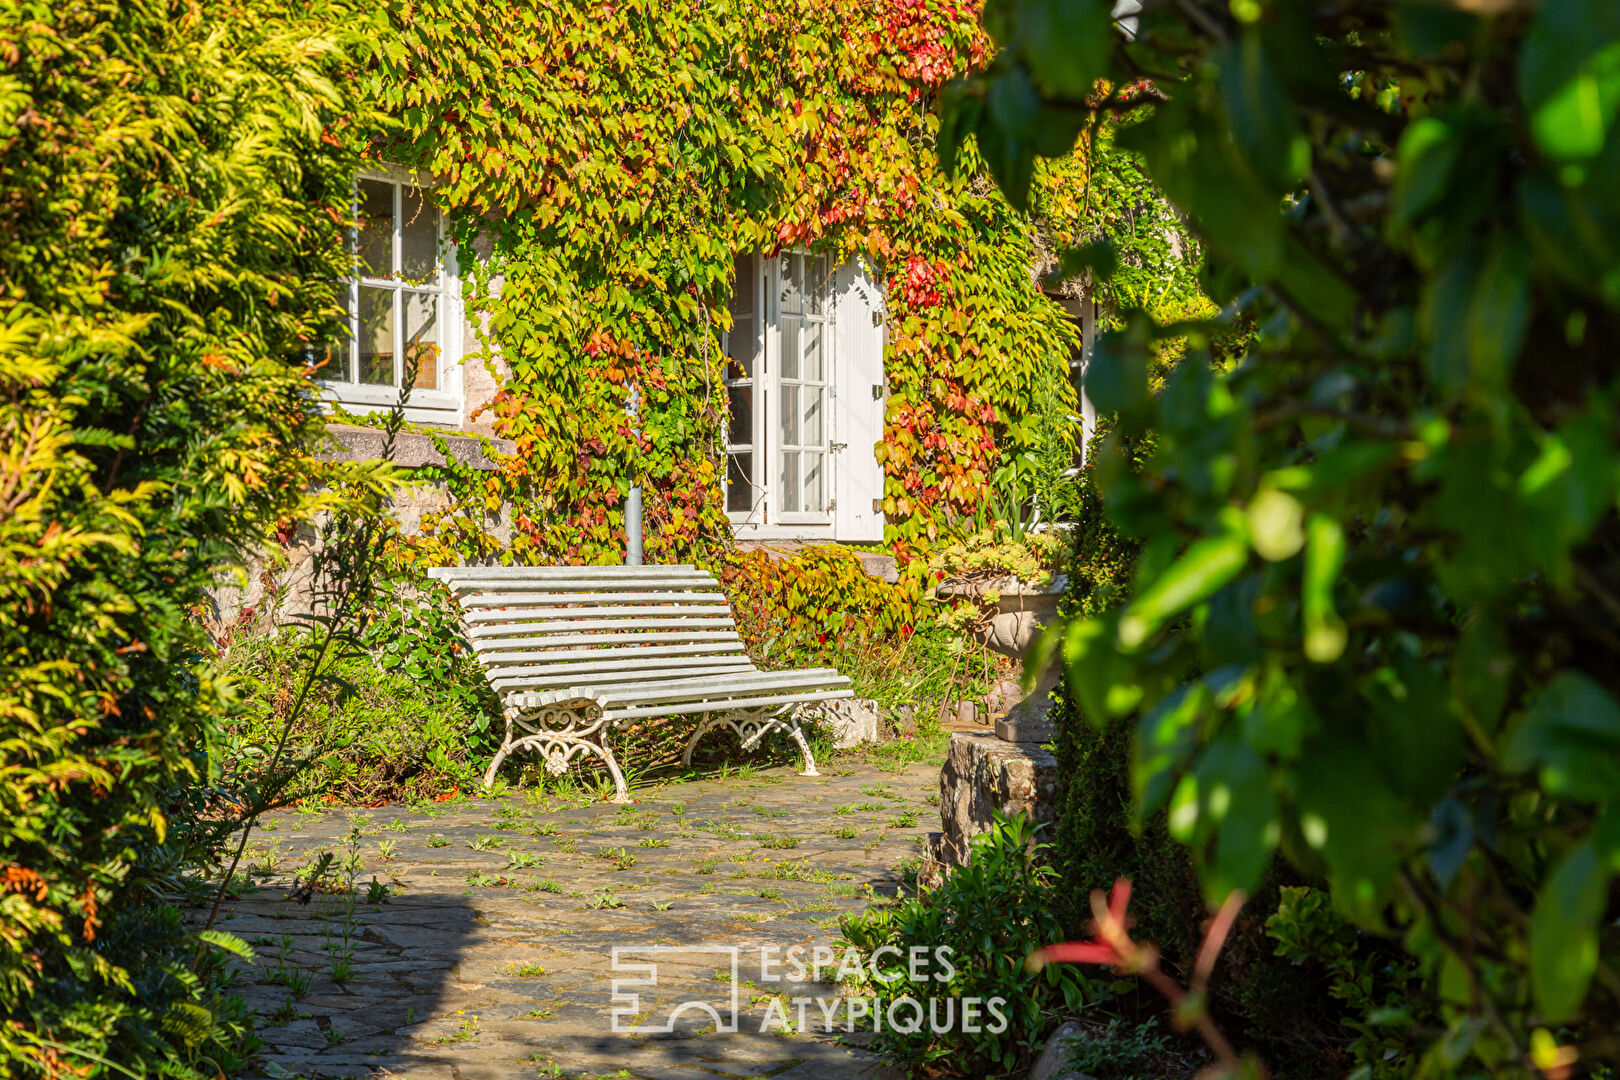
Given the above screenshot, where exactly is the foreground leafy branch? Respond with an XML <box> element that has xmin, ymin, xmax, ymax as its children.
<box><xmin>950</xmin><ymin>0</ymin><xmax>1620</xmax><ymax>1074</ymax></box>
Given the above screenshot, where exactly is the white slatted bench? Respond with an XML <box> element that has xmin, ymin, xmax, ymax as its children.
<box><xmin>426</xmin><ymin>564</ymin><xmax>854</xmax><ymax>801</ymax></box>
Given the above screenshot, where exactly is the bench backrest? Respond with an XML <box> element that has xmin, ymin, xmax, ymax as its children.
<box><xmin>425</xmin><ymin>565</ymin><xmax>756</xmax><ymax>705</ymax></box>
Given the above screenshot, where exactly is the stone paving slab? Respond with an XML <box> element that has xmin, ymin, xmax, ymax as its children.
<box><xmin>220</xmin><ymin>757</ymin><xmax>943</xmax><ymax>1079</ymax></box>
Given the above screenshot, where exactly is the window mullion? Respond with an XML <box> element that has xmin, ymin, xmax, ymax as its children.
<box><xmin>393</xmin><ymin>182</ymin><xmax>403</xmax><ymax>390</ymax></box>
<box><xmin>764</xmin><ymin>259</ymin><xmax>777</xmax><ymax>525</ymax></box>
<box><xmin>349</xmin><ymin>188</ymin><xmax>360</xmax><ymax>384</ymax></box>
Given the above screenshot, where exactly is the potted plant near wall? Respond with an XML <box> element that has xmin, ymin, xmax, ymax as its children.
<box><xmin>930</xmin><ymin>456</ymin><xmax>1069</xmax><ymax>740</ymax></box>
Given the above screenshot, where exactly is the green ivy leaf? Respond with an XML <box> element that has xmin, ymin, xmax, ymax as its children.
<box><xmin>1297</xmin><ymin>734</ymin><xmax>1415</xmax><ymax>926</ymax></box>
<box><xmin>1118</xmin><ymin>530</ymin><xmax>1249</xmax><ymax>650</ymax></box>
<box><xmin>1019</xmin><ymin>0</ymin><xmax>1112</xmax><ymax>99</ymax></box>
<box><xmin>1216</xmin><ymin>29</ymin><xmax>1305</xmax><ymax>191</ymax></box>
<box><xmin>1195</xmin><ymin>732</ymin><xmax>1277</xmax><ymax>899</ymax></box>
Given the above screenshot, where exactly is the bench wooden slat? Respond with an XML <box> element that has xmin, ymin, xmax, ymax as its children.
<box><xmin>515</xmin><ymin>669</ymin><xmax>844</xmax><ymax>710</ymax></box>
<box><xmin>447</xmin><ymin>572</ymin><xmax>716</xmax><ymax>592</ymax></box>
<box><xmin>604</xmin><ymin>688</ymin><xmax>855</xmax><ymax>722</ymax></box>
<box><xmin>470</xmin><ymin>629</ymin><xmax>741</xmax><ymax>653</ymax></box>
<box><xmin>502</xmin><ymin>662</ymin><xmax>760</xmax><ymax>703</ymax></box>
<box><xmin>593</xmin><ymin>670</ymin><xmax>849</xmax><ymax>707</ymax></box>
<box><xmin>459</xmin><ymin>589</ymin><xmax>726</xmax><ymax>608</ymax></box>
<box><xmin>480</xmin><ymin>641</ymin><xmax>746</xmax><ymax>669</ymax></box>
<box><xmin>465</xmin><ymin>616</ymin><xmax>736</xmax><ymax>639</ymax></box>
<box><xmin>428</xmin><ymin>565</ymin><xmax>698</xmax><ymax>580</ymax></box>
<box><xmin>489</xmin><ymin>652</ymin><xmax>752</xmax><ymax>690</ymax></box>
<box><xmin>452</xmin><ymin>582</ymin><xmax>719</xmax><ymax>600</ymax></box>
<box><xmin>462</xmin><ymin>603</ymin><xmax>732</xmax><ymax>625</ymax></box>
<box><xmin>437</xmin><ymin>567</ymin><xmax>708</xmax><ymax>581</ymax></box>
<box><xmin>507</xmin><ymin>664</ymin><xmax>763</xmax><ymax>707</ymax></box>
<box><xmin>460</xmin><ymin>612</ymin><xmax>732</xmax><ymax>637</ymax></box>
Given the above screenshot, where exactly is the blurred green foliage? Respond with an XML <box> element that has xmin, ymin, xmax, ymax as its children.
<box><xmin>946</xmin><ymin>0</ymin><xmax>1620</xmax><ymax>1072</ymax></box>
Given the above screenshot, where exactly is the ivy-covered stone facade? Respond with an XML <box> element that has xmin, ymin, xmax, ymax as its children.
<box><xmin>322</xmin><ymin>0</ymin><xmax>1102</xmax><ymax>563</ymax></box>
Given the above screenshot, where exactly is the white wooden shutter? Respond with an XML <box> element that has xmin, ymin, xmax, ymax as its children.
<box><xmin>833</xmin><ymin>259</ymin><xmax>886</xmax><ymax>542</ymax></box>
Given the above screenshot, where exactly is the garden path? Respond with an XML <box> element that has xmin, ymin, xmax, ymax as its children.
<box><xmin>224</xmin><ymin>755</ymin><xmax>941</xmax><ymax>1080</ymax></box>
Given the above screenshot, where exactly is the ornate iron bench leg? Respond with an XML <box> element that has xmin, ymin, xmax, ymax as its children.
<box><xmin>680</xmin><ymin>706</ymin><xmax>819</xmax><ymax>778</ymax></box>
<box><xmin>483</xmin><ymin>702</ymin><xmax>630</xmax><ymax>803</ymax></box>
<box><xmin>783</xmin><ymin>708</ymin><xmax>819</xmax><ymax>778</ymax></box>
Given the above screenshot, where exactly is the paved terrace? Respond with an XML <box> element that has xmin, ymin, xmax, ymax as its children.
<box><xmin>222</xmin><ymin>757</ymin><xmax>942</xmax><ymax>1080</ymax></box>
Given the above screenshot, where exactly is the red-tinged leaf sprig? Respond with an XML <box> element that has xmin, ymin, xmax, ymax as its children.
<box><xmin>1030</xmin><ymin>879</ymin><xmax>1264</xmax><ymax>1080</ymax></box>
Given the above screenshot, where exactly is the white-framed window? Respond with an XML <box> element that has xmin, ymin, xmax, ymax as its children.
<box><xmin>725</xmin><ymin>252</ymin><xmax>836</xmax><ymax>526</ymax></box>
<box><xmin>320</xmin><ymin>171</ymin><xmax>463</xmax><ymax>422</ymax></box>
<box><xmin>724</xmin><ymin>252</ymin><xmax>887</xmax><ymax>542</ymax></box>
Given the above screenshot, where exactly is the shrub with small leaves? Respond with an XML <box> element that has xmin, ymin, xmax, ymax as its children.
<box><xmin>839</xmin><ymin>814</ymin><xmax>1085</xmax><ymax>1075</ymax></box>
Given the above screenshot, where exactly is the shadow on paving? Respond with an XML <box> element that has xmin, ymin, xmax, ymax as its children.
<box><xmin>221</xmin><ymin>759</ymin><xmax>940</xmax><ymax>1080</ymax></box>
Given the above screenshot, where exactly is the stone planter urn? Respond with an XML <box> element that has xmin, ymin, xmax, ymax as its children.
<box><xmin>935</xmin><ymin>572</ymin><xmax>1067</xmax><ymax>743</ymax></box>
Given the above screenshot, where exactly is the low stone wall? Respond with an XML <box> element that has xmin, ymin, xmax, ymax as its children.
<box><xmin>318</xmin><ymin>423</ymin><xmax>515</xmax><ymax>472</ymax></box>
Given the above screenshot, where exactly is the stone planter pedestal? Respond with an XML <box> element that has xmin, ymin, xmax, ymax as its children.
<box><xmin>929</xmin><ymin>572</ymin><xmax>1066</xmax><ymax>869</ymax></box>
<box><xmin>933</xmin><ymin>731</ymin><xmax>1059</xmax><ymax>866</ymax></box>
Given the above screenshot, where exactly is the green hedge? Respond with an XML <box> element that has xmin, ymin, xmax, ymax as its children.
<box><xmin>0</xmin><ymin>0</ymin><xmax>384</xmax><ymax>1071</ymax></box>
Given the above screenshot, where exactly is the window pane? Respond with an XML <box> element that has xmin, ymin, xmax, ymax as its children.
<box><xmin>401</xmin><ymin>186</ymin><xmax>438</xmax><ymax>285</ymax></box>
<box><xmin>802</xmin><ymin>386</ymin><xmax>823</xmax><ymax>445</ymax></box>
<box><xmin>802</xmin><ymin>452</ymin><xmax>825</xmax><ymax>512</ymax></box>
<box><xmin>727</xmin><ymin>384</ymin><xmax>752</xmax><ymax>446</ymax></box>
<box><xmin>358</xmin><ymin>286</ymin><xmax>395</xmax><ymax>386</ymax></box>
<box><xmin>729</xmin><ymin>254</ymin><xmax>754</xmax><ymax>319</ymax></box>
<box><xmin>320</xmin><ymin>339</ymin><xmax>352</xmax><ymax>383</ymax></box>
<box><xmin>326</xmin><ymin>295</ymin><xmax>353</xmax><ymax>382</ymax></box>
<box><xmin>780</xmin><ymin>384</ymin><xmax>800</xmax><ymax>445</ymax></box>
<box><xmin>809</xmin><ymin>254</ymin><xmax>831</xmax><ymax>315</ymax></box>
<box><xmin>780</xmin><ymin>253</ymin><xmax>804</xmax><ymax>315</ymax></box>
<box><xmin>404</xmin><ymin>290</ymin><xmax>439</xmax><ymax>390</ymax></box>
<box><xmin>782</xmin><ymin>319</ymin><xmax>800</xmax><ymax>380</ymax></box>
<box><xmin>727</xmin><ymin>453</ymin><xmax>753</xmax><ymax>512</ymax></box>
<box><xmin>358</xmin><ymin>179</ymin><xmax>393</xmax><ymax>279</ymax></box>
<box><xmin>780</xmin><ymin>451</ymin><xmax>800</xmax><ymax>513</ymax></box>
<box><xmin>726</xmin><ymin>313</ymin><xmax>755</xmax><ymax>380</ymax></box>
<box><xmin>798</xmin><ymin>319</ymin><xmax>823</xmax><ymax>381</ymax></box>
